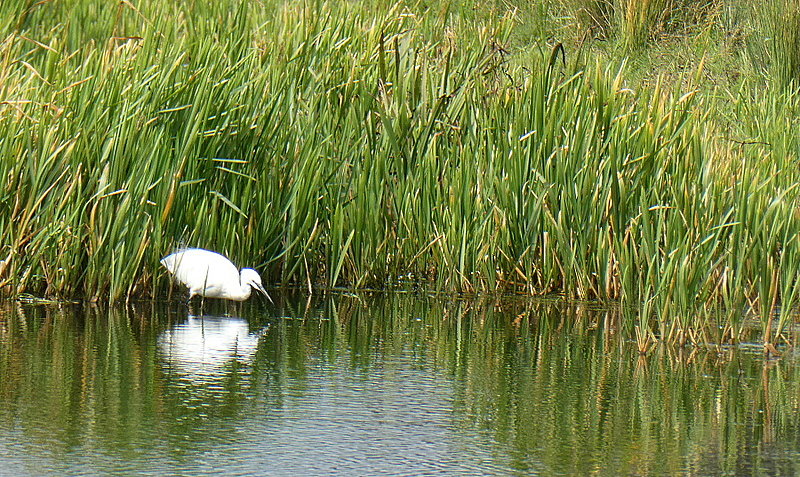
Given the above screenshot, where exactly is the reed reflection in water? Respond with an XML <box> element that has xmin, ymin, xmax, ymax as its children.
<box><xmin>0</xmin><ymin>297</ymin><xmax>799</xmax><ymax>475</ymax></box>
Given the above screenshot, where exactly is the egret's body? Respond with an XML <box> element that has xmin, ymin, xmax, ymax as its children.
<box><xmin>161</xmin><ymin>248</ymin><xmax>270</xmax><ymax>302</ymax></box>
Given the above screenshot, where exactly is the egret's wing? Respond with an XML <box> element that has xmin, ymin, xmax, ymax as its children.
<box><xmin>161</xmin><ymin>249</ymin><xmax>240</xmax><ymax>292</ymax></box>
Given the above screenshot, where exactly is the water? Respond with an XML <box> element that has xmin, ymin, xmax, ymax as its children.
<box><xmin>1</xmin><ymin>295</ymin><xmax>799</xmax><ymax>476</ymax></box>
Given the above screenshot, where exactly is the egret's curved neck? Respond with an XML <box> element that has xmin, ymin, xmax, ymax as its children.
<box><xmin>234</xmin><ymin>274</ymin><xmax>252</xmax><ymax>301</ymax></box>
<box><xmin>238</xmin><ymin>285</ymin><xmax>252</xmax><ymax>301</ymax></box>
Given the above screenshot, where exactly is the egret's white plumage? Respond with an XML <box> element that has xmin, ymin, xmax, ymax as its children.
<box><xmin>161</xmin><ymin>248</ymin><xmax>271</xmax><ymax>302</ymax></box>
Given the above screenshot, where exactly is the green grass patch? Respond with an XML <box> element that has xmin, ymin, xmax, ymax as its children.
<box><xmin>1</xmin><ymin>0</ymin><xmax>800</xmax><ymax>349</ymax></box>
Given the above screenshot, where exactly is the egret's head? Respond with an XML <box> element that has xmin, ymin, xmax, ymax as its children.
<box><xmin>240</xmin><ymin>268</ymin><xmax>273</xmax><ymax>303</ymax></box>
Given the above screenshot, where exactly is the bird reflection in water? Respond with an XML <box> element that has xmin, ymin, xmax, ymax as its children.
<box><xmin>158</xmin><ymin>315</ymin><xmax>267</xmax><ymax>379</ymax></box>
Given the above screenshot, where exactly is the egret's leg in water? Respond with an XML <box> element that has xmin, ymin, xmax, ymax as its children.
<box><xmin>186</xmin><ymin>295</ymin><xmax>196</xmax><ymax>316</ymax></box>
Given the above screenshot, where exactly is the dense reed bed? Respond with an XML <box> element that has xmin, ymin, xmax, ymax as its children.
<box><xmin>1</xmin><ymin>0</ymin><xmax>800</xmax><ymax>348</ymax></box>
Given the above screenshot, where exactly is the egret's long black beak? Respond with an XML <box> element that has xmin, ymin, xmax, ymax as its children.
<box><xmin>254</xmin><ymin>282</ymin><xmax>274</xmax><ymax>304</ymax></box>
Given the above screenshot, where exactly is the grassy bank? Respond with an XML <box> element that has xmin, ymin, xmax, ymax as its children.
<box><xmin>2</xmin><ymin>0</ymin><xmax>800</xmax><ymax>348</ymax></box>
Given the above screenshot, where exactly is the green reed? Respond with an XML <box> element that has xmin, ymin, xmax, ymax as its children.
<box><xmin>1</xmin><ymin>0</ymin><xmax>800</xmax><ymax>347</ymax></box>
<box><xmin>748</xmin><ymin>0</ymin><xmax>800</xmax><ymax>88</ymax></box>
<box><xmin>560</xmin><ymin>0</ymin><xmax>717</xmax><ymax>49</ymax></box>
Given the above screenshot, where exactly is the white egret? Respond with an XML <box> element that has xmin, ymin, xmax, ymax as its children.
<box><xmin>161</xmin><ymin>248</ymin><xmax>272</xmax><ymax>302</ymax></box>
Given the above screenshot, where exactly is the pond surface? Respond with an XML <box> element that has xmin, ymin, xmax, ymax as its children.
<box><xmin>0</xmin><ymin>294</ymin><xmax>799</xmax><ymax>476</ymax></box>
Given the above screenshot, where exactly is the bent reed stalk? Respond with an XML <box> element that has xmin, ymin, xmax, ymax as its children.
<box><xmin>1</xmin><ymin>0</ymin><xmax>800</xmax><ymax>349</ymax></box>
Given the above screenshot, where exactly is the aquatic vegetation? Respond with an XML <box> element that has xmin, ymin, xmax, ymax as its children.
<box><xmin>1</xmin><ymin>0</ymin><xmax>800</xmax><ymax>348</ymax></box>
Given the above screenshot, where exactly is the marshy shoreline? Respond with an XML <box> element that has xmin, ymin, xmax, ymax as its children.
<box><xmin>2</xmin><ymin>0</ymin><xmax>800</xmax><ymax>350</ymax></box>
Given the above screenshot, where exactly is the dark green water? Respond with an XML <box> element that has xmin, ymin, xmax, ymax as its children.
<box><xmin>1</xmin><ymin>294</ymin><xmax>799</xmax><ymax>476</ymax></box>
